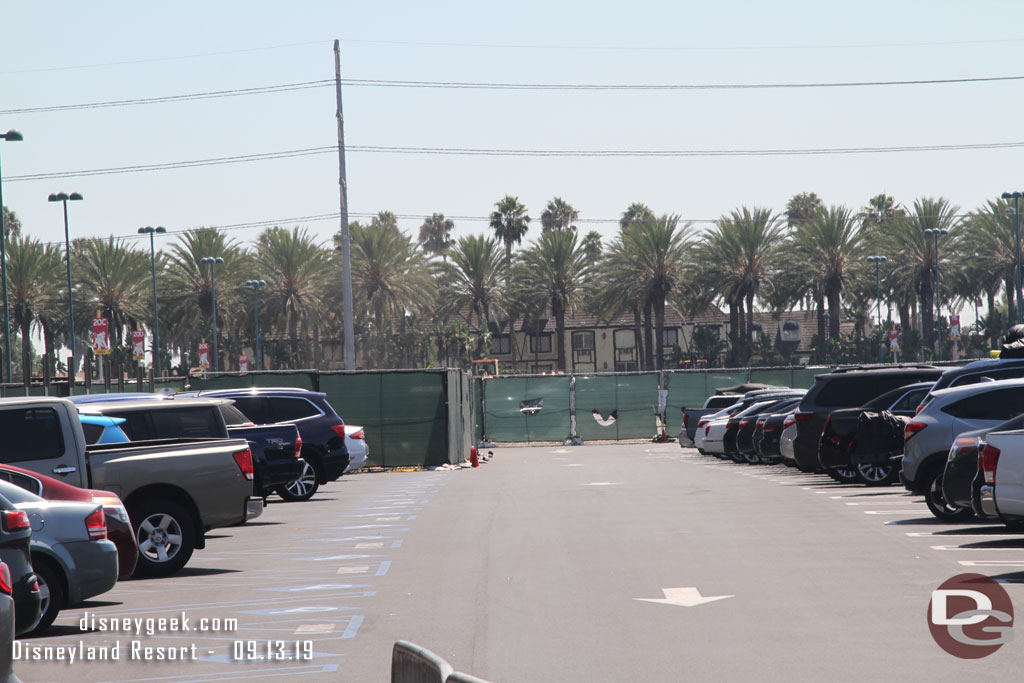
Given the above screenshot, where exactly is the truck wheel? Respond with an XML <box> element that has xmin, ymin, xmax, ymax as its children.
<box><xmin>131</xmin><ymin>499</ymin><xmax>196</xmax><ymax>576</ymax></box>
<box><xmin>277</xmin><ymin>457</ymin><xmax>321</xmax><ymax>502</ymax></box>
<box><xmin>924</xmin><ymin>468</ymin><xmax>974</xmax><ymax>521</ymax></box>
<box><xmin>28</xmin><ymin>560</ymin><xmax>64</xmax><ymax>634</ymax></box>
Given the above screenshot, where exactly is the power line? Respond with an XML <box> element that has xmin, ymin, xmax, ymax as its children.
<box><xmin>8</xmin><ymin>140</ymin><xmax>1024</xmax><ymax>183</ymax></box>
<box><xmin>343</xmin><ymin>74</ymin><xmax>1024</xmax><ymax>91</ymax></box>
<box><xmin>6</xmin><ymin>72</ymin><xmax>1023</xmax><ymax>116</ymax></box>
<box><xmin>0</xmin><ymin>80</ymin><xmax>333</xmax><ymax>115</ymax></box>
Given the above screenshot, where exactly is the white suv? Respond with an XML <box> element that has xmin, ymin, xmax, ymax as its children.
<box><xmin>901</xmin><ymin>378</ymin><xmax>1024</xmax><ymax>520</ymax></box>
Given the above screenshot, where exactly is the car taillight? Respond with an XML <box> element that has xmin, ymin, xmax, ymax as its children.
<box><xmin>2</xmin><ymin>510</ymin><xmax>29</xmax><ymax>532</ymax></box>
<box><xmin>293</xmin><ymin>434</ymin><xmax>303</xmax><ymax>459</ymax></box>
<box><xmin>904</xmin><ymin>422</ymin><xmax>927</xmax><ymax>441</ymax></box>
<box><xmin>726</xmin><ymin>421</ymin><xmax>737</xmax><ymax>430</ymax></box>
<box><xmin>783</xmin><ymin>415</ymin><xmax>796</xmax><ymax>429</ymax></box>
<box><xmin>0</xmin><ymin>563</ymin><xmax>11</xmax><ymax>595</ymax></box>
<box><xmin>697</xmin><ymin>419</ymin><xmax>709</xmax><ymax>429</ymax></box>
<box><xmin>85</xmin><ymin>507</ymin><xmax>107</xmax><ymax>540</ymax></box>
<box><xmin>329</xmin><ymin>424</ymin><xmax>346</xmax><ymax>439</ymax></box>
<box><xmin>351</xmin><ymin>430</ymin><xmax>364</xmax><ymax>440</ymax></box>
<box><xmin>915</xmin><ymin>404</ymin><xmax>924</xmax><ymax>415</ymax></box>
<box><xmin>739</xmin><ymin>419</ymin><xmax>750</xmax><ymax>428</ymax></box>
<box><xmin>705</xmin><ymin>425</ymin><xmax>711</xmax><ymax>436</ymax></box>
<box><xmin>794</xmin><ymin>411</ymin><xmax>812</xmax><ymax>422</ymax></box>
<box><xmin>980</xmin><ymin>443</ymin><xmax>1001</xmax><ymax>484</ymax></box>
<box><xmin>91</xmin><ymin>495</ymin><xmax>130</xmax><ymax>524</ymax></box>
<box><xmin>683</xmin><ymin>414</ymin><xmax>689</xmax><ymax>427</ymax></box>
<box><xmin>765</xmin><ymin>424</ymin><xmax>778</xmax><ymax>431</ymax></box>
<box><xmin>232</xmin><ymin>448</ymin><xmax>255</xmax><ymax>481</ymax></box>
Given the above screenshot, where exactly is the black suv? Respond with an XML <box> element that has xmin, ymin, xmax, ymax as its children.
<box><xmin>791</xmin><ymin>366</ymin><xmax>943</xmax><ymax>472</ymax></box>
<box><xmin>191</xmin><ymin>389</ymin><xmax>350</xmax><ymax>501</ymax></box>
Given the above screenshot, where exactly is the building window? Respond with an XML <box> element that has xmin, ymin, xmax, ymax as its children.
<box><xmin>572</xmin><ymin>331</ymin><xmax>595</xmax><ymax>350</ymax></box>
<box><xmin>781</xmin><ymin>320</ymin><xmax>800</xmax><ymax>343</ymax></box>
<box><xmin>529</xmin><ymin>333</ymin><xmax>552</xmax><ymax>353</ymax></box>
<box><xmin>490</xmin><ymin>334</ymin><xmax>511</xmax><ymax>355</ymax></box>
<box><xmin>662</xmin><ymin>328</ymin><xmax>679</xmax><ymax>348</ymax></box>
<box><xmin>750</xmin><ymin>321</ymin><xmax>764</xmax><ymax>342</ymax></box>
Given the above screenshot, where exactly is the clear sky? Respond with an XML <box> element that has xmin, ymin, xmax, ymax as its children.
<box><xmin>1</xmin><ymin>0</ymin><xmax>1022</xmax><ymax>264</ymax></box>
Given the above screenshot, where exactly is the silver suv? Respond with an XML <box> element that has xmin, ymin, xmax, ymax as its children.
<box><xmin>901</xmin><ymin>378</ymin><xmax>1024</xmax><ymax>520</ymax></box>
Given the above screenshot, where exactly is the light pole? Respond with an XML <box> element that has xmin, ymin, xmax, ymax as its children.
<box><xmin>138</xmin><ymin>227</ymin><xmax>166</xmax><ymax>382</ymax></box>
<box><xmin>867</xmin><ymin>255</ymin><xmax>888</xmax><ymax>363</ymax></box>
<box><xmin>1001</xmin><ymin>191</ymin><xmax>1023</xmax><ymax>325</ymax></box>
<box><xmin>200</xmin><ymin>257</ymin><xmax>224</xmax><ymax>372</ymax></box>
<box><xmin>48</xmin><ymin>192</ymin><xmax>84</xmax><ymax>390</ymax></box>
<box><xmin>0</xmin><ymin>130</ymin><xmax>24</xmax><ymax>385</ymax></box>
<box><xmin>924</xmin><ymin>228</ymin><xmax>949</xmax><ymax>361</ymax></box>
<box><xmin>244</xmin><ymin>279</ymin><xmax>267</xmax><ymax>371</ymax></box>
<box><xmin>823</xmin><ymin>311</ymin><xmax>831</xmax><ymax>366</ymax></box>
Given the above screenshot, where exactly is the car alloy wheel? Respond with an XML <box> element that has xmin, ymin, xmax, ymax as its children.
<box><xmin>829</xmin><ymin>467</ymin><xmax>859</xmax><ymax>483</ymax></box>
<box><xmin>856</xmin><ymin>462</ymin><xmax>897</xmax><ymax>486</ymax></box>
<box><xmin>278</xmin><ymin>457</ymin><xmax>320</xmax><ymax>502</ymax></box>
<box><xmin>138</xmin><ymin>512</ymin><xmax>184</xmax><ymax>564</ymax></box>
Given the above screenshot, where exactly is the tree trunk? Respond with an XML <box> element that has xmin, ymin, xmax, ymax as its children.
<box><xmin>654</xmin><ymin>292</ymin><xmax>665</xmax><ymax>370</ymax></box>
<box><xmin>1006</xmin><ymin>276</ymin><xmax>1017</xmax><ymax>327</ymax></box>
<box><xmin>827</xmin><ymin>284</ymin><xmax>841</xmax><ymax>340</ymax></box>
<box><xmin>920</xmin><ymin>276</ymin><xmax>935</xmax><ymax>356</ymax></box>
<box><xmin>987</xmin><ymin>288</ymin><xmax>998</xmax><ymax>349</ymax></box>
<box><xmin>727</xmin><ymin>297</ymin><xmax>739</xmax><ymax>366</ymax></box>
<box><xmin>554</xmin><ymin>298</ymin><xmax>566</xmax><ymax>371</ymax></box>
<box><xmin>745</xmin><ymin>290</ymin><xmax>754</xmax><ymax>364</ymax></box>
<box><xmin>643</xmin><ymin>299</ymin><xmax>654</xmax><ymax>371</ymax></box>
<box><xmin>815</xmin><ymin>295</ymin><xmax>825</xmax><ymax>363</ymax></box>
<box><xmin>21</xmin><ymin>320</ymin><xmax>31</xmax><ymax>390</ymax></box>
<box><xmin>630</xmin><ymin>303</ymin><xmax>638</xmax><ymax>368</ymax></box>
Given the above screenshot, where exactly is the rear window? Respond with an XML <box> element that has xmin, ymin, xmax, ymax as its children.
<box><xmin>0</xmin><ymin>479</ymin><xmax>43</xmax><ymax>504</ymax></box>
<box><xmin>0</xmin><ymin>471</ymin><xmax>42</xmax><ymax>496</ymax></box>
<box><xmin>891</xmin><ymin>388</ymin><xmax>929</xmax><ymax>413</ymax></box>
<box><xmin>81</xmin><ymin>422</ymin><xmax>104</xmax><ymax>445</ymax></box>
<box><xmin>705</xmin><ymin>396</ymin><xmax>738</xmax><ymax>409</ymax></box>
<box><xmin>940</xmin><ymin>387</ymin><xmax>1024</xmax><ymax>422</ymax></box>
<box><xmin>814</xmin><ymin>376</ymin><xmax>879</xmax><ymax>407</ymax></box>
<box><xmin>109</xmin><ymin>407</ymin><xmax>224</xmax><ymax>440</ymax></box>
<box><xmin>0</xmin><ymin>408</ymin><xmax>64</xmax><ymax>462</ymax></box>
<box><xmin>221</xmin><ymin>404</ymin><xmax>254</xmax><ymax>427</ymax></box>
<box><xmin>950</xmin><ymin>366</ymin><xmax>1024</xmax><ymax>388</ymax></box>
<box><xmin>227</xmin><ymin>397</ymin><xmax>269</xmax><ymax>424</ymax></box>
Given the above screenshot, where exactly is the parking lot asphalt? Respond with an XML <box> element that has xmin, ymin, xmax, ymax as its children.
<box><xmin>14</xmin><ymin>443</ymin><xmax>1024</xmax><ymax>682</ymax></box>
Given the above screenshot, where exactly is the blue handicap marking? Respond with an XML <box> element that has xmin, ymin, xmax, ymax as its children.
<box><xmin>289</xmin><ymin>554</ymin><xmax>383</xmax><ymax>562</ymax></box>
<box><xmin>259</xmin><ymin>583</ymin><xmax>373</xmax><ymax>593</ymax></box>
<box><xmin>237</xmin><ymin>604</ymin><xmax>362</xmax><ymax>616</ymax></box>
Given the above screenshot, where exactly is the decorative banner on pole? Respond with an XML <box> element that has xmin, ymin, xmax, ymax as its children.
<box><xmin>131</xmin><ymin>329</ymin><xmax>146</xmax><ymax>361</ymax></box>
<box><xmin>950</xmin><ymin>314</ymin><xmax>961</xmax><ymax>339</ymax></box>
<box><xmin>239</xmin><ymin>354</ymin><xmax>249</xmax><ymax>374</ymax></box>
<box><xmin>91</xmin><ymin>316</ymin><xmax>111</xmax><ymax>356</ymax></box>
<box><xmin>889</xmin><ymin>329</ymin><xmax>900</xmax><ymax>351</ymax></box>
<box><xmin>198</xmin><ymin>342</ymin><xmax>210</xmax><ymax>370</ymax></box>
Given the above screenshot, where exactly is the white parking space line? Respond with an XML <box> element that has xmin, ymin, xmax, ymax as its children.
<box><xmin>905</xmin><ymin>531</ymin><xmax>1011</xmax><ymax>538</ymax></box>
<box><xmin>959</xmin><ymin>560</ymin><xmax>1024</xmax><ymax>567</ymax></box>
<box><xmin>295</xmin><ymin>624</ymin><xmax>336</xmax><ymax>634</ymax></box>
<box><xmin>863</xmin><ymin>510</ymin><xmax>927</xmax><ymax>515</ymax></box>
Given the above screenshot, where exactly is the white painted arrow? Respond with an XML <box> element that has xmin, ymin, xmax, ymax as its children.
<box><xmin>635</xmin><ymin>587</ymin><xmax>734</xmax><ymax>607</ymax></box>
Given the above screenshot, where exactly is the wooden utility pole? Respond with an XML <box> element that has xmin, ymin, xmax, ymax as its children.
<box><xmin>335</xmin><ymin>39</ymin><xmax>356</xmax><ymax>371</ymax></box>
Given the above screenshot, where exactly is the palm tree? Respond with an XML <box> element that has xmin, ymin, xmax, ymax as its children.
<box><xmin>791</xmin><ymin>205</ymin><xmax>866</xmax><ymax>341</ymax></box>
<box><xmin>418</xmin><ymin>213</ymin><xmax>455</xmax><ymax>260</ymax></box>
<box><xmin>256</xmin><ymin>226</ymin><xmax>332</xmax><ymax>368</ymax></box>
<box><xmin>518</xmin><ymin>230</ymin><xmax>590</xmax><ymax>370</ymax></box>
<box><xmin>489</xmin><ymin>196</ymin><xmax>531</xmax><ymax>261</ymax></box>
<box><xmin>881</xmin><ymin>197</ymin><xmax>962</xmax><ymax>354</ymax></box>
<box><xmin>620</xmin><ymin>202</ymin><xmax>654</xmax><ymax>230</ymax></box>
<box><xmin>627</xmin><ymin>215</ymin><xmax>693</xmax><ymax>368</ymax></box>
<box><xmin>540</xmin><ymin>197</ymin><xmax>578</xmax><ymax>232</ymax></box>
<box><xmin>162</xmin><ymin>228</ymin><xmax>249</xmax><ymax>371</ymax></box>
<box><xmin>580</xmin><ymin>230</ymin><xmax>603</xmax><ymax>262</ymax></box>
<box><xmin>694</xmin><ymin>207</ymin><xmax>784</xmax><ymax>364</ymax></box>
<box><xmin>785</xmin><ymin>192</ymin><xmax>824</xmax><ymax>229</ymax></box>
<box><xmin>439</xmin><ymin>235</ymin><xmax>507</xmax><ymax>325</ymax></box>
<box><xmin>7</xmin><ymin>235</ymin><xmax>62</xmax><ymax>382</ymax></box>
<box><xmin>73</xmin><ymin>237</ymin><xmax>152</xmax><ymax>379</ymax></box>
<box><xmin>346</xmin><ymin>222</ymin><xmax>436</xmax><ymax>367</ymax></box>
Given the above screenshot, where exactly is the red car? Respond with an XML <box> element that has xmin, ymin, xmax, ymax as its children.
<box><xmin>0</xmin><ymin>465</ymin><xmax>139</xmax><ymax>578</ymax></box>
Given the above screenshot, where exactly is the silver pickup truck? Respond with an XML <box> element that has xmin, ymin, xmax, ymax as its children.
<box><xmin>976</xmin><ymin>428</ymin><xmax>1024</xmax><ymax>527</ymax></box>
<box><xmin>0</xmin><ymin>397</ymin><xmax>262</xmax><ymax>576</ymax></box>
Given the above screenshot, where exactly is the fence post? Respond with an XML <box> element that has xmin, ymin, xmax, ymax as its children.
<box><xmin>566</xmin><ymin>374</ymin><xmax>582</xmax><ymax>445</ymax></box>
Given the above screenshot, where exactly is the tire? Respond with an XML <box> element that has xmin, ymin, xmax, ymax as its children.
<box><xmin>828</xmin><ymin>467</ymin><xmax>859</xmax><ymax>484</ymax></box>
<box><xmin>28</xmin><ymin>560</ymin><xmax>64</xmax><ymax>634</ymax></box>
<box><xmin>855</xmin><ymin>462</ymin><xmax>900</xmax><ymax>487</ymax></box>
<box><xmin>924</xmin><ymin>468</ymin><xmax>975</xmax><ymax>521</ymax></box>
<box><xmin>742</xmin><ymin>450</ymin><xmax>761</xmax><ymax>464</ymax></box>
<box><xmin>277</xmin><ymin>457</ymin><xmax>321</xmax><ymax>502</ymax></box>
<box><xmin>131</xmin><ymin>499</ymin><xmax>197</xmax><ymax>576</ymax></box>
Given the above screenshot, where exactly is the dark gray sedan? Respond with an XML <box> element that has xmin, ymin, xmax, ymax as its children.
<box><xmin>0</xmin><ymin>481</ymin><xmax>119</xmax><ymax>633</ymax></box>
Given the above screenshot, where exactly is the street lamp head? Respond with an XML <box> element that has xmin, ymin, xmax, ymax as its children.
<box><xmin>0</xmin><ymin>130</ymin><xmax>23</xmax><ymax>142</ymax></box>
<box><xmin>155</xmin><ymin>226</ymin><xmax>166</xmax><ymax>234</ymax></box>
<box><xmin>68</xmin><ymin>192</ymin><xmax>83</xmax><ymax>201</ymax></box>
<box><xmin>138</xmin><ymin>226</ymin><xmax>167</xmax><ymax>235</ymax></box>
<box><xmin>200</xmin><ymin>256</ymin><xmax>225</xmax><ymax>266</ymax></box>
<box><xmin>48</xmin><ymin>192</ymin><xmax>68</xmax><ymax>202</ymax></box>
